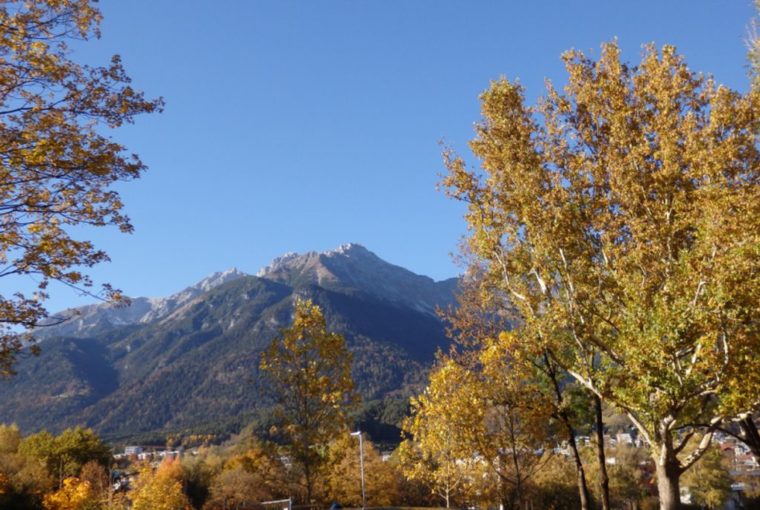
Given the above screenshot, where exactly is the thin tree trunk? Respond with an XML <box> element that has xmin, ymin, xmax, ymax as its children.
<box><xmin>544</xmin><ymin>351</ymin><xmax>590</xmax><ymax>510</ymax></box>
<box><xmin>567</xmin><ymin>427</ymin><xmax>591</xmax><ymax>510</ymax></box>
<box><xmin>594</xmin><ymin>394</ymin><xmax>611</xmax><ymax>510</ymax></box>
<box><xmin>304</xmin><ymin>463</ymin><xmax>313</xmax><ymax>504</ymax></box>
<box><xmin>508</xmin><ymin>415</ymin><xmax>524</xmax><ymax>509</ymax></box>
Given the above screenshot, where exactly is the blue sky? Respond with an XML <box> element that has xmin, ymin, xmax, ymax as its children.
<box><xmin>8</xmin><ymin>0</ymin><xmax>757</xmax><ymax>312</ymax></box>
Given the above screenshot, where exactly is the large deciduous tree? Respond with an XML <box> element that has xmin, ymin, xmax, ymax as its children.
<box><xmin>0</xmin><ymin>0</ymin><xmax>163</xmax><ymax>375</ymax></box>
<box><xmin>443</xmin><ymin>42</ymin><xmax>760</xmax><ymax>509</ymax></box>
<box><xmin>259</xmin><ymin>298</ymin><xmax>357</xmax><ymax>504</ymax></box>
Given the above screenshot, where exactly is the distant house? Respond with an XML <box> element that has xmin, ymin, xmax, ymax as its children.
<box><xmin>124</xmin><ymin>446</ymin><xmax>143</xmax><ymax>455</ymax></box>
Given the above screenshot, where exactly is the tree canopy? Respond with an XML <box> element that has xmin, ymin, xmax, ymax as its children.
<box><xmin>0</xmin><ymin>0</ymin><xmax>162</xmax><ymax>375</ymax></box>
<box><xmin>443</xmin><ymin>41</ymin><xmax>760</xmax><ymax>509</ymax></box>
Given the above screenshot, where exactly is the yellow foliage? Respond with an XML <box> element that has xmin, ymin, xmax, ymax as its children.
<box><xmin>131</xmin><ymin>461</ymin><xmax>189</xmax><ymax>510</ymax></box>
<box><xmin>259</xmin><ymin>298</ymin><xmax>357</xmax><ymax>503</ymax></box>
<box><xmin>0</xmin><ymin>0</ymin><xmax>162</xmax><ymax>375</ymax></box>
<box><xmin>325</xmin><ymin>434</ymin><xmax>401</xmax><ymax>506</ymax></box>
<box><xmin>42</xmin><ymin>477</ymin><xmax>98</xmax><ymax>510</ymax></box>
<box><xmin>402</xmin><ymin>354</ymin><xmax>553</xmax><ymax>507</ymax></box>
<box><xmin>442</xmin><ymin>40</ymin><xmax>760</xmax><ymax>506</ymax></box>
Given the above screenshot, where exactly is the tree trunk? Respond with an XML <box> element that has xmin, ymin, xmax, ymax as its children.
<box><xmin>654</xmin><ymin>452</ymin><xmax>682</xmax><ymax>510</ymax></box>
<box><xmin>565</xmin><ymin>422</ymin><xmax>591</xmax><ymax>510</ymax></box>
<box><xmin>594</xmin><ymin>395</ymin><xmax>611</xmax><ymax>510</ymax></box>
<box><xmin>304</xmin><ymin>463</ymin><xmax>313</xmax><ymax>504</ymax></box>
<box><xmin>739</xmin><ymin>415</ymin><xmax>760</xmax><ymax>462</ymax></box>
<box><xmin>544</xmin><ymin>351</ymin><xmax>591</xmax><ymax>510</ymax></box>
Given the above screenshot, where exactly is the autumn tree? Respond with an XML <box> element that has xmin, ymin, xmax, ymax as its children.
<box><xmin>325</xmin><ymin>434</ymin><xmax>401</xmax><ymax>507</ymax></box>
<box><xmin>447</xmin><ymin>278</ymin><xmax>596</xmax><ymax>510</ymax></box>
<box><xmin>0</xmin><ymin>423</ymin><xmax>53</xmax><ymax>508</ymax></box>
<box><xmin>582</xmin><ymin>443</ymin><xmax>650</xmax><ymax>509</ymax></box>
<box><xmin>42</xmin><ymin>477</ymin><xmax>99</xmax><ymax>510</ymax></box>
<box><xmin>402</xmin><ymin>354</ymin><xmax>553</xmax><ymax>509</ymax></box>
<box><xmin>0</xmin><ymin>0</ymin><xmax>163</xmax><ymax>375</ymax></box>
<box><xmin>399</xmin><ymin>361</ymin><xmax>481</xmax><ymax>508</ymax></box>
<box><xmin>79</xmin><ymin>461</ymin><xmax>112</xmax><ymax>510</ymax></box>
<box><xmin>204</xmin><ymin>439</ymin><xmax>288</xmax><ymax>509</ymax></box>
<box><xmin>131</xmin><ymin>460</ymin><xmax>189</xmax><ymax>510</ymax></box>
<box><xmin>681</xmin><ymin>447</ymin><xmax>732</xmax><ymax>510</ymax></box>
<box><xmin>443</xmin><ymin>42</ymin><xmax>760</xmax><ymax>510</ymax></box>
<box><xmin>0</xmin><ymin>424</ymin><xmax>21</xmax><ymax>454</ymax></box>
<box><xmin>259</xmin><ymin>298</ymin><xmax>357</xmax><ymax>504</ymax></box>
<box><xmin>19</xmin><ymin>427</ymin><xmax>111</xmax><ymax>488</ymax></box>
<box><xmin>729</xmin><ymin>0</ymin><xmax>760</xmax><ymax>467</ymax></box>
<box><xmin>529</xmin><ymin>454</ymin><xmax>583</xmax><ymax>510</ymax></box>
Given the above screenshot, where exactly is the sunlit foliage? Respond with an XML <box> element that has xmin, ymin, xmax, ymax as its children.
<box><xmin>259</xmin><ymin>298</ymin><xmax>357</xmax><ymax>503</ymax></box>
<box><xmin>443</xmin><ymin>41</ymin><xmax>760</xmax><ymax>509</ymax></box>
<box><xmin>0</xmin><ymin>0</ymin><xmax>162</xmax><ymax>375</ymax></box>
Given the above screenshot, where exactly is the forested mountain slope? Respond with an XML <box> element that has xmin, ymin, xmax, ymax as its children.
<box><xmin>0</xmin><ymin>244</ymin><xmax>458</xmax><ymax>443</ymax></box>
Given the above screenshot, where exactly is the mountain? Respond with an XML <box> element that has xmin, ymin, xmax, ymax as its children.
<box><xmin>258</xmin><ymin>243</ymin><xmax>458</xmax><ymax>316</ymax></box>
<box><xmin>0</xmin><ymin>244</ymin><xmax>459</xmax><ymax>444</ymax></box>
<box><xmin>35</xmin><ymin>268</ymin><xmax>248</xmax><ymax>340</ymax></box>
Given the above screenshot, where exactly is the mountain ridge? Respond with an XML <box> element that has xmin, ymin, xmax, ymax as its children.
<box><xmin>4</xmin><ymin>243</ymin><xmax>460</xmax><ymax>444</ymax></box>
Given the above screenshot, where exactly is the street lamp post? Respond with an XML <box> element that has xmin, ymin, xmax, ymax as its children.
<box><xmin>350</xmin><ymin>430</ymin><xmax>366</xmax><ymax>510</ymax></box>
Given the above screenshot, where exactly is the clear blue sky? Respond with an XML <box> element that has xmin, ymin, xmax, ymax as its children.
<box><xmin>11</xmin><ymin>0</ymin><xmax>757</xmax><ymax>312</ymax></box>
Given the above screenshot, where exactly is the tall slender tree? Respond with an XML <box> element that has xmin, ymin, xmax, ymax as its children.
<box><xmin>259</xmin><ymin>298</ymin><xmax>357</xmax><ymax>503</ymax></box>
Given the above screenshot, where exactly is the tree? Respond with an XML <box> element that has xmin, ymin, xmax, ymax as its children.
<box><xmin>19</xmin><ymin>427</ymin><xmax>111</xmax><ymax>488</ymax></box>
<box><xmin>79</xmin><ymin>461</ymin><xmax>111</xmax><ymax>510</ymax></box>
<box><xmin>131</xmin><ymin>460</ymin><xmax>189</xmax><ymax>510</ymax></box>
<box><xmin>681</xmin><ymin>447</ymin><xmax>732</xmax><ymax>510</ymax></box>
<box><xmin>259</xmin><ymin>298</ymin><xmax>357</xmax><ymax>503</ymax></box>
<box><xmin>42</xmin><ymin>477</ymin><xmax>99</xmax><ymax>510</ymax></box>
<box><xmin>401</xmin><ymin>354</ymin><xmax>552</xmax><ymax>509</ymax></box>
<box><xmin>325</xmin><ymin>434</ymin><xmax>401</xmax><ymax>507</ymax></box>
<box><xmin>399</xmin><ymin>361</ymin><xmax>482</xmax><ymax>508</ymax></box>
<box><xmin>583</xmin><ymin>443</ymin><xmax>650</xmax><ymax>510</ymax></box>
<box><xmin>443</xmin><ymin>42</ymin><xmax>760</xmax><ymax>510</ymax></box>
<box><xmin>731</xmin><ymin>0</ymin><xmax>760</xmax><ymax>466</ymax></box>
<box><xmin>205</xmin><ymin>468</ymin><xmax>262</xmax><ymax>510</ymax></box>
<box><xmin>447</xmin><ymin>274</ymin><xmax>595</xmax><ymax>510</ymax></box>
<box><xmin>204</xmin><ymin>439</ymin><xmax>289</xmax><ymax>509</ymax></box>
<box><xmin>0</xmin><ymin>424</ymin><xmax>21</xmax><ymax>454</ymax></box>
<box><xmin>0</xmin><ymin>425</ymin><xmax>54</xmax><ymax>509</ymax></box>
<box><xmin>0</xmin><ymin>0</ymin><xmax>163</xmax><ymax>375</ymax></box>
<box><xmin>182</xmin><ymin>457</ymin><xmax>213</xmax><ymax>510</ymax></box>
<box><xmin>530</xmin><ymin>454</ymin><xmax>584</xmax><ymax>510</ymax></box>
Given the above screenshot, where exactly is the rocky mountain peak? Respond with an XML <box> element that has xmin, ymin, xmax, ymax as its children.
<box><xmin>256</xmin><ymin>243</ymin><xmax>458</xmax><ymax>315</ymax></box>
<box><xmin>323</xmin><ymin>242</ymin><xmax>370</xmax><ymax>256</ymax></box>
<box><xmin>189</xmin><ymin>267</ymin><xmax>247</xmax><ymax>293</ymax></box>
